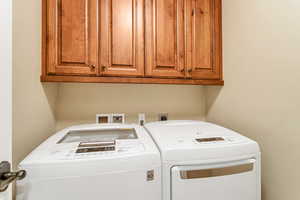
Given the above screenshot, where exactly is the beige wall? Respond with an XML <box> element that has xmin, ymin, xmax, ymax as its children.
<box><xmin>13</xmin><ymin>0</ymin><xmax>58</xmax><ymax>166</ymax></box>
<box><xmin>206</xmin><ymin>1</ymin><xmax>300</xmax><ymax>200</ymax></box>
<box><xmin>55</xmin><ymin>83</ymin><xmax>206</xmax><ymax>130</ymax></box>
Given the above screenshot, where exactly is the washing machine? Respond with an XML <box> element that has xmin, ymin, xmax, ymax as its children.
<box><xmin>145</xmin><ymin>120</ymin><xmax>261</xmax><ymax>200</ymax></box>
<box><xmin>16</xmin><ymin>124</ymin><xmax>161</xmax><ymax>200</ymax></box>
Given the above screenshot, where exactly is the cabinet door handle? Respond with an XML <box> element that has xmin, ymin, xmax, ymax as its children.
<box><xmin>188</xmin><ymin>69</ymin><xmax>193</xmax><ymax>73</ymax></box>
<box><xmin>89</xmin><ymin>65</ymin><xmax>96</xmax><ymax>70</ymax></box>
<box><xmin>101</xmin><ymin>65</ymin><xmax>107</xmax><ymax>71</ymax></box>
<box><xmin>180</xmin><ymin>68</ymin><xmax>185</xmax><ymax>73</ymax></box>
<box><xmin>192</xmin><ymin>8</ymin><xmax>204</xmax><ymax>16</ymax></box>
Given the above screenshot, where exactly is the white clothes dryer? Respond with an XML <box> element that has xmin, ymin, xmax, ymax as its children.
<box><xmin>145</xmin><ymin>120</ymin><xmax>261</xmax><ymax>200</ymax></box>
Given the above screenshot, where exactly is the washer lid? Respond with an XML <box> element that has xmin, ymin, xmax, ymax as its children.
<box><xmin>58</xmin><ymin>128</ymin><xmax>138</xmax><ymax>144</ymax></box>
<box><xmin>145</xmin><ymin>121</ymin><xmax>260</xmax><ymax>162</ymax></box>
<box><xmin>19</xmin><ymin>124</ymin><xmax>161</xmax><ymax>180</ymax></box>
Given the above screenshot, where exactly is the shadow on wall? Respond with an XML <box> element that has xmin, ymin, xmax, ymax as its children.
<box><xmin>205</xmin><ymin>86</ymin><xmax>222</xmax><ymax>116</ymax></box>
<box><xmin>13</xmin><ymin>82</ymin><xmax>58</xmax><ymax>168</ymax></box>
<box><xmin>42</xmin><ymin>83</ymin><xmax>59</xmax><ymax>118</ymax></box>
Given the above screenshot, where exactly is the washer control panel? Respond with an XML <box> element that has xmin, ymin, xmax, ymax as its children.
<box><xmin>76</xmin><ymin>141</ymin><xmax>116</xmax><ymax>154</ymax></box>
<box><xmin>48</xmin><ymin>140</ymin><xmax>145</xmax><ymax>160</ymax></box>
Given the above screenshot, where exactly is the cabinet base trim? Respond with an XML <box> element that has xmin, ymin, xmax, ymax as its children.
<box><xmin>41</xmin><ymin>75</ymin><xmax>224</xmax><ymax>85</ymax></box>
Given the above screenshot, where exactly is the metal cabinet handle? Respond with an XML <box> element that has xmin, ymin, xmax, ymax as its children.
<box><xmin>0</xmin><ymin>161</ymin><xmax>26</xmax><ymax>192</ymax></box>
<box><xmin>188</xmin><ymin>69</ymin><xmax>193</xmax><ymax>73</ymax></box>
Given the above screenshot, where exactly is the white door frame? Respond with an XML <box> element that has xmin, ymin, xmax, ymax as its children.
<box><xmin>0</xmin><ymin>0</ymin><xmax>13</xmax><ymax>199</ymax></box>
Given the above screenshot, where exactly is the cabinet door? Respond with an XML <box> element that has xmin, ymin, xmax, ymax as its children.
<box><xmin>99</xmin><ymin>0</ymin><xmax>144</xmax><ymax>77</ymax></box>
<box><xmin>47</xmin><ymin>0</ymin><xmax>98</xmax><ymax>75</ymax></box>
<box><xmin>145</xmin><ymin>0</ymin><xmax>185</xmax><ymax>78</ymax></box>
<box><xmin>188</xmin><ymin>0</ymin><xmax>222</xmax><ymax>79</ymax></box>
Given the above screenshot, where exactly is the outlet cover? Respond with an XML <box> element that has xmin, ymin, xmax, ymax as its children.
<box><xmin>138</xmin><ymin>113</ymin><xmax>146</xmax><ymax>126</ymax></box>
<box><xmin>158</xmin><ymin>113</ymin><xmax>168</xmax><ymax>121</ymax></box>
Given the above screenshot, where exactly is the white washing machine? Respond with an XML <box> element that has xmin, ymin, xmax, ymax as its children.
<box><xmin>16</xmin><ymin>124</ymin><xmax>161</xmax><ymax>200</ymax></box>
<box><xmin>145</xmin><ymin>120</ymin><xmax>261</xmax><ymax>200</ymax></box>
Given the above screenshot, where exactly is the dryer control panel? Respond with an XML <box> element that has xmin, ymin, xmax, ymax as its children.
<box><xmin>46</xmin><ymin>128</ymin><xmax>146</xmax><ymax>160</ymax></box>
<box><xmin>60</xmin><ymin>140</ymin><xmax>145</xmax><ymax>159</ymax></box>
<box><xmin>193</xmin><ymin>136</ymin><xmax>242</xmax><ymax>145</ymax></box>
<box><xmin>196</xmin><ymin>137</ymin><xmax>225</xmax><ymax>143</ymax></box>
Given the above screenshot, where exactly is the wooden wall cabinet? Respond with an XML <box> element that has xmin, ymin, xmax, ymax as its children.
<box><xmin>42</xmin><ymin>0</ymin><xmax>223</xmax><ymax>85</ymax></box>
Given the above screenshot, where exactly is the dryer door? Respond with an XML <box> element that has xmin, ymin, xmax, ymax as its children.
<box><xmin>171</xmin><ymin>158</ymin><xmax>259</xmax><ymax>200</ymax></box>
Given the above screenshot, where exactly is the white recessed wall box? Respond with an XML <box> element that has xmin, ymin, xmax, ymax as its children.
<box><xmin>96</xmin><ymin>114</ymin><xmax>125</xmax><ymax>124</ymax></box>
